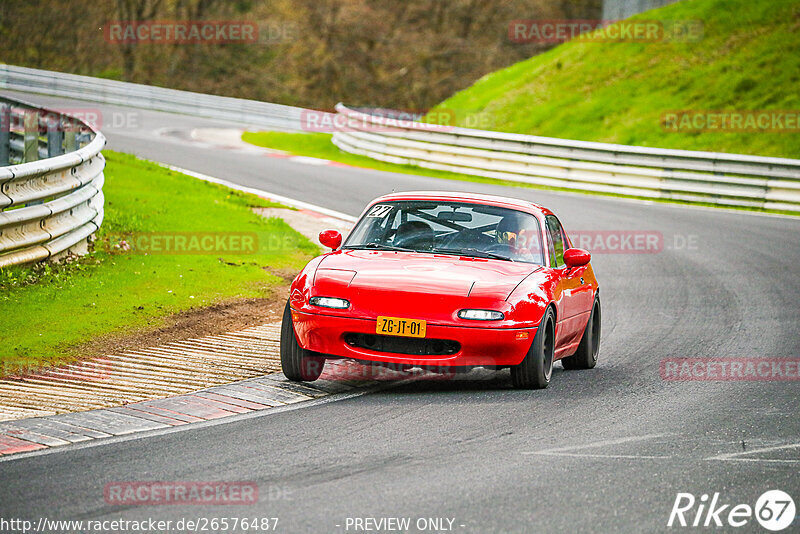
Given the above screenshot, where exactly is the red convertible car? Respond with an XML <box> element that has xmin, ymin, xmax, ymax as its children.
<box><xmin>281</xmin><ymin>192</ymin><xmax>600</xmax><ymax>389</ymax></box>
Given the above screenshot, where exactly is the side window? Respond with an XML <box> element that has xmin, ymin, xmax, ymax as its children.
<box><xmin>545</xmin><ymin>215</ymin><xmax>565</xmax><ymax>268</ymax></box>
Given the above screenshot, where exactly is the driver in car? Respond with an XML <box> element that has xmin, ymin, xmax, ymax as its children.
<box><xmin>495</xmin><ymin>213</ymin><xmax>542</xmax><ymax>262</ymax></box>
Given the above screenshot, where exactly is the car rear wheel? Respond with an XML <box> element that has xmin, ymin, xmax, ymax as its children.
<box><xmin>561</xmin><ymin>297</ymin><xmax>601</xmax><ymax>370</ymax></box>
<box><xmin>510</xmin><ymin>307</ymin><xmax>555</xmax><ymax>389</ymax></box>
<box><xmin>280</xmin><ymin>301</ymin><xmax>325</xmax><ymax>381</ymax></box>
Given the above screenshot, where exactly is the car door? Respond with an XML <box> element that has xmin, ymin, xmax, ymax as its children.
<box><xmin>545</xmin><ymin>215</ymin><xmax>583</xmax><ymax>349</ymax></box>
<box><xmin>562</xmin><ymin>227</ymin><xmax>595</xmax><ymax>335</ymax></box>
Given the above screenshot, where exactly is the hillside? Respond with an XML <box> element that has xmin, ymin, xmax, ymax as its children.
<box><xmin>431</xmin><ymin>0</ymin><xmax>800</xmax><ymax>159</ymax></box>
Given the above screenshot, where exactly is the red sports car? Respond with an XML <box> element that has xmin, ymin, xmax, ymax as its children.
<box><xmin>281</xmin><ymin>191</ymin><xmax>600</xmax><ymax>389</ymax></box>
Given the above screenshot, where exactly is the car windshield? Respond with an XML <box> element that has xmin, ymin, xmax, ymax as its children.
<box><xmin>343</xmin><ymin>200</ymin><xmax>545</xmax><ymax>265</ymax></box>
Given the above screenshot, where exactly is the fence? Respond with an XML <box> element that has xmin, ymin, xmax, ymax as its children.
<box><xmin>331</xmin><ymin>104</ymin><xmax>800</xmax><ymax>213</ymax></box>
<box><xmin>0</xmin><ymin>64</ymin><xmax>310</xmax><ymax>131</ymax></box>
<box><xmin>0</xmin><ymin>96</ymin><xmax>105</xmax><ymax>268</ymax></box>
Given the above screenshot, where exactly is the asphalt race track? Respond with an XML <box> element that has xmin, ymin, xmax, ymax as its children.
<box><xmin>1</xmin><ymin>91</ymin><xmax>799</xmax><ymax>533</ymax></box>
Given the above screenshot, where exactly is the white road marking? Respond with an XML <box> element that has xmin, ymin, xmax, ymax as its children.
<box><xmin>705</xmin><ymin>442</ymin><xmax>800</xmax><ymax>462</ymax></box>
<box><xmin>156</xmin><ymin>163</ymin><xmax>357</xmax><ymax>222</ymax></box>
<box><xmin>522</xmin><ymin>433</ymin><xmax>668</xmax><ymax>459</ymax></box>
<box><xmin>531</xmin><ymin>452</ymin><xmax>672</xmax><ymax>460</ymax></box>
<box><xmin>288</xmin><ymin>155</ymin><xmax>332</xmax><ymax>166</ymax></box>
<box><xmin>708</xmin><ymin>458</ymin><xmax>800</xmax><ymax>464</ymax></box>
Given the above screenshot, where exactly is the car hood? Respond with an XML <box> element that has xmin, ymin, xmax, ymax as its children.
<box><xmin>313</xmin><ymin>250</ymin><xmax>540</xmax><ymax>321</ymax></box>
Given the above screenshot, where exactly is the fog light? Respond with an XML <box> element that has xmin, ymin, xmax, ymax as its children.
<box><xmin>309</xmin><ymin>296</ymin><xmax>350</xmax><ymax>309</ymax></box>
<box><xmin>458</xmin><ymin>309</ymin><xmax>504</xmax><ymax>321</ymax></box>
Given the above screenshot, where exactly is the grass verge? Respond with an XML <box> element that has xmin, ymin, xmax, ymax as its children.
<box><xmin>0</xmin><ymin>151</ymin><xmax>318</xmax><ymax>374</ymax></box>
<box><xmin>432</xmin><ymin>0</ymin><xmax>800</xmax><ymax>159</ymax></box>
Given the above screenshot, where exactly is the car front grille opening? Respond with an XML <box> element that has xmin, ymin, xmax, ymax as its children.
<box><xmin>344</xmin><ymin>333</ymin><xmax>460</xmax><ymax>356</ymax></box>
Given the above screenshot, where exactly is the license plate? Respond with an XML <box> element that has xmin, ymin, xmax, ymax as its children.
<box><xmin>376</xmin><ymin>316</ymin><xmax>426</xmax><ymax>338</ymax></box>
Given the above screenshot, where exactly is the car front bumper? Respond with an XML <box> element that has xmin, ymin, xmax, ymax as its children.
<box><xmin>291</xmin><ymin>308</ymin><xmax>534</xmax><ymax>367</ymax></box>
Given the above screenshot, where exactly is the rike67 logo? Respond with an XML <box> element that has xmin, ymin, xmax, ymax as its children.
<box><xmin>668</xmin><ymin>490</ymin><xmax>796</xmax><ymax>531</ymax></box>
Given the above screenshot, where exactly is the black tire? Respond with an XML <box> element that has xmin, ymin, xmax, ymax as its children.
<box><xmin>280</xmin><ymin>301</ymin><xmax>325</xmax><ymax>381</ymax></box>
<box><xmin>561</xmin><ymin>297</ymin><xmax>601</xmax><ymax>370</ymax></box>
<box><xmin>511</xmin><ymin>307</ymin><xmax>555</xmax><ymax>389</ymax></box>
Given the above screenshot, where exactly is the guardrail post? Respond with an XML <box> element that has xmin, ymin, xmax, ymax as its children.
<box><xmin>0</xmin><ymin>104</ymin><xmax>9</xmax><ymax>166</ymax></box>
<box><xmin>47</xmin><ymin>116</ymin><xmax>64</xmax><ymax>158</ymax></box>
<box><xmin>64</xmin><ymin>117</ymin><xmax>78</xmax><ymax>153</ymax></box>
<box><xmin>23</xmin><ymin>110</ymin><xmax>38</xmax><ymax>162</ymax></box>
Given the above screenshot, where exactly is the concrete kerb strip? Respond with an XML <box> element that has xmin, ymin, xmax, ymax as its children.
<box><xmin>0</xmin><ymin>368</ymin><xmax>384</xmax><ymax>461</ymax></box>
<box><xmin>0</xmin><ymin>165</ymin><xmax>364</xmax><ymax>458</ymax></box>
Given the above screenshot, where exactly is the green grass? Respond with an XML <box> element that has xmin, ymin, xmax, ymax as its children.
<box><xmin>242</xmin><ymin>131</ymin><xmax>534</xmax><ymax>183</ymax></box>
<box><xmin>0</xmin><ymin>151</ymin><xmax>318</xmax><ymax>374</ymax></box>
<box><xmin>243</xmin><ymin>131</ymin><xmax>588</xmax><ymax>192</ymax></box>
<box><xmin>431</xmin><ymin>0</ymin><xmax>800</xmax><ymax>159</ymax></box>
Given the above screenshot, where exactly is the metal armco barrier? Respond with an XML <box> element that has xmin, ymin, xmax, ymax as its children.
<box><xmin>332</xmin><ymin>104</ymin><xmax>800</xmax><ymax>212</ymax></box>
<box><xmin>0</xmin><ymin>64</ymin><xmax>311</xmax><ymax>131</ymax></box>
<box><xmin>3</xmin><ymin>66</ymin><xmax>797</xmax><ymax>213</ymax></box>
<box><xmin>0</xmin><ymin>96</ymin><xmax>105</xmax><ymax>268</ymax></box>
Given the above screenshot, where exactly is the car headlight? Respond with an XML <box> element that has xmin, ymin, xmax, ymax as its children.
<box><xmin>309</xmin><ymin>296</ymin><xmax>351</xmax><ymax>309</ymax></box>
<box><xmin>458</xmin><ymin>309</ymin><xmax>504</xmax><ymax>321</ymax></box>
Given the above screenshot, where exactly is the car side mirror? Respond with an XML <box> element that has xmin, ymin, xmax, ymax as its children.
<box><xmin>319</xmin><ymin>229</ymin><xmax>342</xmax><ymax>251</ymax></box>
<box><xmin>564</xmin><ymin>248</ymin><xmax>591</xmax><ymax>268</ymax></box>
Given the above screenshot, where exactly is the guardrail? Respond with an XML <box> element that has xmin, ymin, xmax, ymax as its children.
<box><xmin>0</xmin><ymin>64</ymin><xmax>310</xmax><ymax>131</ymax></box>
<box><xmin>0</xmin><ymin>96</ymin><xmax>105</xmax><ymax>268</ymax></box>
<box><xmin>332</xmin><ymin>104</ymin><xmax>800</xmax><ymax>212</ymax></box>
<box><xmin>4</xmin><ymin>66</ymin><xmax>797</xmax><ymax>213</ymax></box>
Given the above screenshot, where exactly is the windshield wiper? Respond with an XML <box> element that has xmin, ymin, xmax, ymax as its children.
<box><xmin>432</xmin><ymin>247</ymin><xmax>515</xmax><ymax>262</ymax></box>
<box><xmin>343</xmin><ymin>243</ymin><xmax>417</xmax><ymax>253</ymax></box>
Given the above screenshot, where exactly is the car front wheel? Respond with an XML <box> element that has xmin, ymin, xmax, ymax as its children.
<box><xmin>280</xmin><ymin>301</ymin><xmax>325</xmax><ymax>381</ymax></box>
<box><xmin>510</xmin><ymin>307</ymin><xmax>555</xmax><ymax>389</ymax></box>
